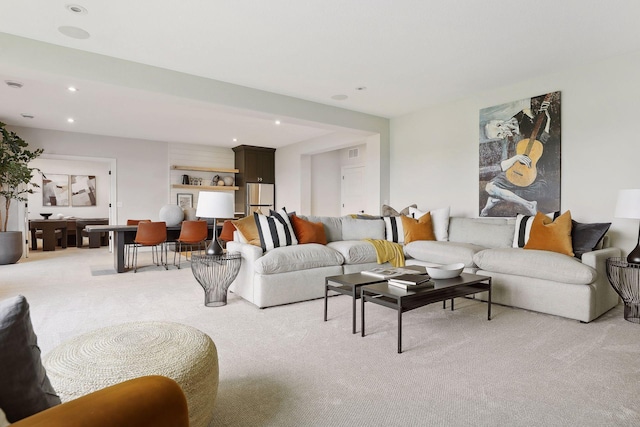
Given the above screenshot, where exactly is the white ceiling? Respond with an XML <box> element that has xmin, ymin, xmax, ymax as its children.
<box><xmin>1</xmin><ymin>0</ymin><xmax>640</xmax><ymax>148</ymax></box>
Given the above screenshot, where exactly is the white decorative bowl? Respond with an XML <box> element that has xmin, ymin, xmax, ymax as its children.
<box><xmin>426</xmin><ymin>263</ymin><xmax>464</xmax><ymax>279</ymax></box>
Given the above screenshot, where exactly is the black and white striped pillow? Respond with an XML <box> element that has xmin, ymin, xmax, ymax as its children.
<box><xmin>512</xmin><ymin>212</ymin><xmax>559</xmax><ymax>248</ymax></box>
<box><xmin>383</xmin><ymin>216</ymin><xmax>405</xmax><ymax>244</ymax></box>
<box><xmin>254</xmin><ymin>208</ymin><xmax>298</xmax><ymax>251</ymax></box>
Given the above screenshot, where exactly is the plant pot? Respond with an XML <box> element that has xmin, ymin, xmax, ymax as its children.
<box><xmin>0</xmin><ymin>231</ymin><xmax>23</xmax><ymax>264</ymax></box>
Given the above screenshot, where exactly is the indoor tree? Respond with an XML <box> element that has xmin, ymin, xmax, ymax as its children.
<box><xmin>0</xmin><ymin>121</ymin><xmax>43</xmax><ymax>232</ymax></box>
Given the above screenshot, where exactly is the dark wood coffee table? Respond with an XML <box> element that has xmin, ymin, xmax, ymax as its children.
<box><xmin>324</xmin><ymin>273</ymin><xmax>386</xmax><ymax>334</ymax></box>
<box><xmin>361</xmin><ymin>273</ymin><xmax>492</xmax><ymax>353</ymax></box>
<box><xmin>324</xmin><ymin>266</ymin><xmax>427</xmax><ymax>334</ymax></box>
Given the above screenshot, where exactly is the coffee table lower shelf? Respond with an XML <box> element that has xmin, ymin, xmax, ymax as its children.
<box><xmin>361</xmin><ymin>273</ymin><xmax>492</xmax><ymax>353</ymax></box>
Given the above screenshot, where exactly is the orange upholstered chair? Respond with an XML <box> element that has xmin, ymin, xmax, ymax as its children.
<box><xmin>173</xmin><ymin>220</ymin><xmax>209</xmax><ymax>268</ymax></box>
<box><xmin>124</xmin><ymin>219</ymin><xmax>151</xmax><ymax>268</ymax></box>
<box><xmin>132</xmin><ymin>221</ymin><xmax>167</xmax><ymax>272</ymax></box>
<box><xmin>11</xmin><ymin>376</ymin><xmax>189</xmax><ymax>427</ymax></box>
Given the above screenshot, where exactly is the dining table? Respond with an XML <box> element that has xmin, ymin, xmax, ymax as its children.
<box><xmin>85</xmin><ymin>223</ymin><xmax>216</xmax><ymax>273</ymax></box>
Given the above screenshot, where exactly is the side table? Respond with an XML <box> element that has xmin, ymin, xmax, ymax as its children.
<box><xmin>606</xmin><ymin>257</ymin><xmax>640</xmax><ymax>323</ymax></box>
<box><xmin>191</xmin><ymin>252</ymin><xmax>241</xmax><ymax>307</ymax></box>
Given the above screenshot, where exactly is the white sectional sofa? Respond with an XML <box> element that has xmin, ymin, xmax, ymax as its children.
<box><xmin>227</xmin><ymin>215</ymin><xmax>620</xmax><ymax>322</ymax></box>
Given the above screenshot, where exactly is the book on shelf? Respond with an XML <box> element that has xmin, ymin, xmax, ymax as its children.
<box><xmin>361</xmin><ymin>266</ymin><xmax>427</xmax><ymax>279</ymax></box>
<box><xmin>388</xmin><ymin>277</ymin><xmax>434</xmax><ymax>290</ymax></box>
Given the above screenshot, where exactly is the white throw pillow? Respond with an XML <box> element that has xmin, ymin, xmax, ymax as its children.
<box><xmin>409</xmin><ymin>206</ymin><xmax>450</xmax><ymax>241</ymax></box>
<box><xmin>383</xmin><ymin>216</ymin><xmax>405</xmax><ymax>244</ymax></box>
<box><xmin>254</xmin><ymin>209</ymin><xmax>298</xmax><ymax>251</ymax></box>
<box><xmin>512</xmin><ymin>212</ymin><xmax>559</xmax><ymax>248</ymax></box>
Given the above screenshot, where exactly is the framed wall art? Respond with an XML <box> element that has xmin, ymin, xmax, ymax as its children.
<box><xmin>71</xmin><ymin>175</ymin><xmax>97</xmax><ymax>206</ymax></box>
<box><xmin>478</xmin><ymin>91</ymin><xmax>561</xmax><ymax>217</ymax></box>
<box><xmin>177</xmin><ymin>193</ymin><xmax>193</xmax><ymax>209</ymax></box>
<box><xmin>42</xmin><ymin>174</ymin><xmax>69</xmax><ymax>207</ymax></box>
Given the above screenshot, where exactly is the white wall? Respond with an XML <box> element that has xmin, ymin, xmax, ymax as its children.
<box><xmin>310</xmin><ymin>150</ymin><xmax>341</xmax><ymax>216</ymax></box>
<box><xmin>277</xmin><ymin>132</ymin><xmax>381</xmax><ymax>216</ymax></box>
<box><xmin>10</xmin><ymin>126</ymin><xmax>168</xmax><ymax>224</ymax></box>
<box><xmin>390</xmin><ymin>50</ymin><xmax>640</xmax><ymax>256</ymax></box>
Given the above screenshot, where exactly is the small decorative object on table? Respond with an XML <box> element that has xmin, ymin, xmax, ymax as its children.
<box><xmin>40</xmin><ymin>213</ymin><xmax>53</xmax><ymax>220</ymax></box>
<box><xmin>426</xmin><ymin>263</ymin><xmax>465</xmax><ymax>279</ymax></box>
<box><xmin>191</xmin><ymin>252</ymin><xmax>241</xmax><ymax>307</ymax></box>
<box><xmin>606</xmin><ymin>257</ymin><xmax>640</xmax><ymax>323</ymax></box>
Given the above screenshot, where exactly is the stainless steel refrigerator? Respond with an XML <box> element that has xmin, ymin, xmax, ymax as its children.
<box><xmin>246</xmin><ymin>183</ymin><xmax>274</xmax><ymax>215</ymax></box>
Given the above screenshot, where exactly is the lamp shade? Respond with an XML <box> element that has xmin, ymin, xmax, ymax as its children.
<box><xmin>615</xmin><ymin>189</ymin><xmax>640</xmax><ymax>219</ymax></box>
<box><xmin>196</xmin><ymin>192</ymin><xmax>234</xmax><ymax>219</ymax></box>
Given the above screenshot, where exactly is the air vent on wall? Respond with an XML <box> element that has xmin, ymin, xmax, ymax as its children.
<box><xmin>348</xmin><ymin>148</ymin><xmax>359</xmax><ymax>159</ymax></box>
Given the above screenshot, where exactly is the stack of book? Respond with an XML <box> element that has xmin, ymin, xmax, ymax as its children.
<box><xmin>361</xmin><ymin>265</ymin><xmax>427</xmax><ymax>279</ymax></box>
<box><xmin>388</xmin><ymin>274</ymin><xmax>433</xmax><ymax>290</ymax></box>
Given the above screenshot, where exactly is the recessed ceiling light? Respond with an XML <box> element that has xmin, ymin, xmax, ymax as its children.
<box><xmin>275</xmin><ymin>120</ymin><xmax>281</xmax><ymax>125</ymax></box>
<box><xmin>233</xmin><ymin>138</ymin><xmax>238</xmax><ymax>142</ymax></box>
<box><xmin>21</xmin><ymin>114</ymin><xmax>34</xmax><ymax>119</ymax></box>
<box><xmin>68</xmin><ymin>86</ymin><xmax>78</xmax><ymax>92</ymax></box>
<box><xmin>58</xmin><ymin>26</ymin><xmax>90</xmax><ymax>39</ymax></box>
<box><xmin>331</xmin><ymin>94</ymin><xmax>348</xmax><ymax>101</ymax></box>
<box><xmin>67</xmin><ymin>118</ymin><xmax>75</xmax><ymax>123</ymax></box>
<box><xmin>66</xmin><ymin>4</ymin><xmax>88</xmax><ymax>14</ymax></box>
<box><xmin>5</xmin><ymin>80</ymin><xmax>23</xmax><ymax>89</ymax></box>
<box><xmin>355</xmin><ymin>86</ymin><xmax>367</xmax><ymax>91</ymax></box>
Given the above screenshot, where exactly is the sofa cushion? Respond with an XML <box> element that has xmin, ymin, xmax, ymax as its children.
<box><xmin>473</xmin><ymin>248</ymin><xmax>597</xmax><ymax>285</ymax></box>
<box><xmin>382</xmin><ymin>204</ymin><xmax>416</xmax><ymax>217</ymax></box>
<box><xmin>524</xmin><ymin>211</ymin><xmax>574</xmax><ymax>256</ymax></box>
<box><xmin>0</xmin><ymin>295</ymin><xmax>61</xmax><ymax>423</ymax></box>
<box><xmin>404</xmin><ymin>241</ymin><xmax>485</xmax><ymax>267</ymax></box>
<box><xmin>383</xmin><ymin>216</ymin><xmax>406</xmax><ymax>244</ymax></box>
<box><xmin>513</xmin><ymin>212</ymin><xmax>558</xmax><ymax>248</ymax></box>
<box><xmin>232</xmin><ymin>215</ymin><xmax>261</xmax><ymax>246</ymax></box>
<box><xmin>254</xmin><ymin>244</ymin><xmax>344</xmax><ymax>274</ymax></box>
<box><xmin>291</xmin><ymin>214</ymin><xmax>327</xmax><ymax>245</ymax></box>
<box><xmin>401</xmin><ymin>213</ymin><xmax>435</xmax><ymax>244</ymax></box>
<box><xmin>572</xmin><ymin>220</ymin><xmax>611</xmax><ymax>259</ymax></box>
<box><xmin>254</xmin><ymin>209</ymin><xmax>298</xmax><ymax>251</ymax></box>
<box><xmin>341</xmin><ymin>217</ymin><xmax>385</xmax><ymax>240</ymax></box>
<box><xmin>448</xmin><ymin>217</ymin><xmax>514</xmax><ymax>248</ymax></box>
<box><xmin>299</xmin><ymin>216</ymin><xmax>343</xmax><ymax>242</ymax></box>
<box><xmin>409</xmin><ymin>206</ymin><xmax>450</xmax><ymax>241</ymax></box>
<box><xmin>327</xmin><ymin>240</ymin><xmax>379</xmax><ymax>264</ymax></box>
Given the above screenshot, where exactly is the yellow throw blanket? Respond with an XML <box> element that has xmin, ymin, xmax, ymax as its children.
<box><xmin>365</xmin><ymin>239</ymin><xmax>405</xmax><ymax>267</ymax></box>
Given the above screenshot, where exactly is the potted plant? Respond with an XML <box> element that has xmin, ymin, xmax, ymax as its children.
<box><xmin>0</xmin><ymin>122</ymin><xmax>43</xmax><ymax>264</ymax></box>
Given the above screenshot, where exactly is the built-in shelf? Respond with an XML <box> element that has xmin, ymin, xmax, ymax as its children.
<box><xmin>172</xmin><ymin>165</ymin><xmax>239</xmax><ymax>174</ymax></box>
<box><xmin>172</xmin><ymin>184</ymin><xmax>239</xmax><ymax>191</ymax></box>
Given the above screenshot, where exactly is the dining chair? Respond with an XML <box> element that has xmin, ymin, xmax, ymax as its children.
<box><xmin>173</xmin><ymin>220</ymin><xmax>209</xmax><ymax>268</ymax></box>
<box><xmin>132</xmin><ymin>221</ymin><xmax>168</xmax><ymax>272</ymax></box>
<box><xmin>125</xmin><ymin>219</ymin><xmax>150</xmax><ymax>268</ymax></box>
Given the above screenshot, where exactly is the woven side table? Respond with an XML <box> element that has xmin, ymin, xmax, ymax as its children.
<box><xmin>44</xmin><ymin>321</ymin><xmax>218</xmax><ymax>427</ymax></box>
<box><xmin>606</xmin><ymin>257</ymin><xmax>640</xmax><ymax>323</ymax></box>
<box><xmin>191</xmin><ymin>252</ymin><xmax>241</xmax><ymax>307</ymax></box>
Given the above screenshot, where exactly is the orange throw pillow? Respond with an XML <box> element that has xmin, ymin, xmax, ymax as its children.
<box><xmin>524</xmin><ymin>211</ymin><xmax>574</xmax><ymax>256</ymax></box>
<box><xmin>291</xmin><ymin>215</ymin><xmax>327</xmax><ymax>245</ymax></box>
<box><xmin>401</xmin><ymin>212</ymin><xmax>436</xmax><ymax>244</ymax></box>
<box><xmin>231</xmin><ymin>215</ymin><xmax>261</xmax><ymax>247</ymax></box>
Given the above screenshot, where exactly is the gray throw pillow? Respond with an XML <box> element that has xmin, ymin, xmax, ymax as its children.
<box><xmin>381</xmin><ymin>204</ymin><xmax>416</xmax><ymax>217</ymax></box>
<box><xmin>0</xmin><ymin>295</ymin><xmax>61</xmax><ymax>423</ymax></box>
<box><xmin>571</xmin><ymin>220</ymin><xmax>611</xmax><ymax>259</ymax></box>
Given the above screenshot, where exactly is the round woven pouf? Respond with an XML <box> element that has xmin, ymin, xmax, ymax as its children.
<box><xmin>43</xmin><ymin>321</ymin><xmax>218</xmax><ymax>427</ymax></box>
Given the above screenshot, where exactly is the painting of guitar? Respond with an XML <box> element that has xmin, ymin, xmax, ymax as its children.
<box><xmin>505</xmin><ymin>93</ymin><xmax>553</xmax><ymax>187</ymax></box>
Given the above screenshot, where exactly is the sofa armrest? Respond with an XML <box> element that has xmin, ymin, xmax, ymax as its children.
<box><xmin>580</xmin><ymin>247</ymin><xmax>621</xmax><ymax>270</ymax></box>
<box><xmin>226</xmin><ymin>240</ymin><xmax>263</xmax><ymax>262</ymax></box>
<box><xmin>12</xmin><ymin>376</ymin><xmax>188</xmax><ymax>427</ymax></box>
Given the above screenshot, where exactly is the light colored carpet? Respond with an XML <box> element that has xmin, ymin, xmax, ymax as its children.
<box><xmin>3</xmin><ymin>247</ymin><xmax>640</xmax><ymax>426</ymax></box>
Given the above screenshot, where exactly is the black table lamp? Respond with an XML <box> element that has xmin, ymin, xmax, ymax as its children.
<box><xmin>615</xmin><ymin>189</ymin><xmax>640</xmax><ymax>264</ymax></box>
<box><xmin>195</xmin><ymin>191</ymin><xmax>235</xmax><ymax>255</ymax></box>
